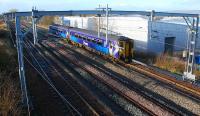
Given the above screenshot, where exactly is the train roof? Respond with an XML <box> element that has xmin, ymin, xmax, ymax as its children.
<box><xmin>69</xmin><ymin>27</ymin><xmax>120</xmax><ymax>41</ymax></box>
<box><xmin>50</xmin><ymin>24</ymin><xmax>130</xmax><ymax>42</ymax></box>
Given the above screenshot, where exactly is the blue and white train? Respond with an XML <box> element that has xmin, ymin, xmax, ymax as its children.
<box><xmin>48</xmin><ymin>24</ymin><xmax>134</xmax><ymax>62</ymax></box>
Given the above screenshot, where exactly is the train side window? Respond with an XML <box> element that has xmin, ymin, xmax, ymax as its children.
<box><xmin>78</xmin><ymin>34</ymin><xmax>80</xmax><ymax>38</ymax></box>
<box><xmin>75</xmin><ymin>33</ymin><xmax>78</xmax><ymax>37</ymax></box>
<box><xmin>87</xmin><ymin>37</ymin><xmax>91</xmax><ymax>42</ymax></box>
<box><xmin>89</xmin><ymin>37</ymin><xmax>95</xmax><ymax>43</ymax></box>
<box><xmin>82</xmin><ymin>36</ymin><xmax>86</xmax><ymax>40</ymax></box>
<box><xmin>87</xmin><ymin>38</ymin><xmax>91</xmax><ymax>42</ymax></box>
<box><xmin>97</xmin><ymin>40</ymin><xmax>103</xmax><ymax>45</ymax></box>
<box><xmin>92</xmin><ymin>39</ymin><xmax>96</xmax><ymax>43</ymax></box>
<box><xmin>97</xmin><ymin>42</ymin><xmax>102</xmax><ymax>45</ymax></box>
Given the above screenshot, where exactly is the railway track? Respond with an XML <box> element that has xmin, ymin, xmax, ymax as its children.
<box><xmin>28</xmin><ymin>23</ymin><xmax>200</xmax><ymax>98</ymax></box>
<box><xmin>57</xmin><ymin>39</ymin><xmax>200</xmax><ymax>114</ymax></box>
<box><xmin>8</xmin><ymin>22</ymin><xmax>200</xmax><ymax>101</ymax></box>
<box><xmin>58</xmin><ymin>37</ymin><xmax>200</xmax><ymax>101</ymax></box>
<box><xmin>127</xmin><ymin>62</ymin><xmax>200</xmax><ymax>98</ymax></box>
<box><xmin>59</xmin><ymin>38</ymin><xmax>200</xmax><ymax>103</ymax></box>
<box><xmin>9</xmin><ymin>22</ymin><xmax>130</xmax><ymax>115</ymax></box>
<box><xmin>50</xmin><ymin>40</ymin><xmax>199</xmax><ymax>114</ymax></box>
<box><xmin>28</xmin><ymin>24</ymin><xmax>199</xmax><ymax>114</ymax></box>
<box><xmin>37</xmin><ymin>42</ymin><xmax>140</xmax><ymax>115</ymax></box>
<box><xmin>23</xmin><ymin>37</ymin><xmax>113</xmax><ymax>115</ymax></box>
<box><xmin>24</xmin><ymin>44</ymin><xmax>80</xmax><ymax>115</ymax></box>
<box><xmin>7</xmin><ymin>22</ymin><xmax>108</xmax><ymax>115</ymax></box>
<box><xmin>24</xmin><ymin>40</ymin><xmax>85</xmax><ymax>115</ymax></box>
<box><xmin>24</xmin><ymin>55</ymin><xmax>76</xmax><ymax>115</ymax></box>
<box><xmin>40</xmin><ymin>40</ymin><xmax>182</xmax><ymax>116</ymax></box>
<box><xmin>8</xmin><ymin>22</ymin><xmax>200</xmax><ymax>115</ymax></box>
<box><xmin>36</xmin><ymin>43</ymin><xmax>145</xmax><ymax>115</ymax></box>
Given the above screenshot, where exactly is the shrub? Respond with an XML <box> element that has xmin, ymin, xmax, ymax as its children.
<box><xmin>134</xmin><ymin>51</ymin><xmax>156</xmax><ymax>64</ymax></box>
<box><xmin>0</xmin><ymin>72</ymin><xmax>22</xmax><ymax>116</ymax></box>
<box><xmin>154</xmin><ymin>54</ymin><xmax>185</xmax><ymax>74</ymax></box>
<box><xmin>194</xmin><ymin>70</ymin><xmax>200</xmax><ymax>80</ymax></box>
<box><xmin>0</xmin><ymin>23</ymin><xmax>22</xmax><ymax>116</ymax></box>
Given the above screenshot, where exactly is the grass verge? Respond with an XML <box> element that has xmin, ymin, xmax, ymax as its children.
<box><xmin>0</xmin><ymin>22</ymin><xmax>23</xmax><ymax>116</ymax></box>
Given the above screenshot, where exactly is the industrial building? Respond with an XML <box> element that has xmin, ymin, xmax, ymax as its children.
<box><xmin>59</xmin><ymin>16</ymin><xmax>200</xmax><ymax>55</ymax></box>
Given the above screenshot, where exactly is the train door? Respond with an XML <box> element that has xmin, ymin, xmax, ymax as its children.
<box><xmin>119</xmin><ymin>41</ymin><xmax>125</xmax><ymax>60</ymax></box>
<box><xmin>125</xmin><ymin>41</ymin><xmax>130</xmax><ymax>62</ymax></box>
<box><xmin>119</xmin><ymin>40</ymin><xmax>133</xmax><ymax>62</ymax></box>
<box><xmin>109</xmin><ymin>41</ymin><xmax>113</xmax><ymax>56</ymax></box>
<box><xmin>125</xmin><ymin>40</ymin><xmax>133</xmax><ymax>62</ymax></box>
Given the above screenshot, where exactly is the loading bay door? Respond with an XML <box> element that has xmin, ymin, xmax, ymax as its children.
<box><xmin>164</xmin><ymin>37</ymin><xmax>175</xmax><ymax>55</ymax></box>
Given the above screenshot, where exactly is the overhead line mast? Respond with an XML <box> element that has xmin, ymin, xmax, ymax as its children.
<box><xmin>96</xmin><ymin>4</ymin><xmax>111</xmax><ymax>46</ymax></box>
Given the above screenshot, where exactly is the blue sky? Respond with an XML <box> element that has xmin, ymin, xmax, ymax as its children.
<box><xmin>0</xmin><ymin>0</ymin><xmax>199</xmax><ymax>13</ymax></box>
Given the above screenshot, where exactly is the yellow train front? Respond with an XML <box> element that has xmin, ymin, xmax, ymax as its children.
<box><xmin>118</xmin><ymin>37</ymin><xmax>134</xmax><ymax>63</ymax></box>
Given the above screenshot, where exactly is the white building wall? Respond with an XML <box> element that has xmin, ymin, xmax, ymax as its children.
<box><xmin>64</xmin><ymin>17</ymin><xmax>89</xmax><ymax>29</ymax></box>
<box><xmin>103</xmin><ymin>17</ymin><xmax>149</xmax><ymax>52</ymax></box>
<box><xmin>62</xmin><ymin>16</ymin><xmax>200</xmax><ymax>54</ymax></box>
<box><xmin>148</xmin><ymin>21</ymin><xmax>200</xmax><ymax>54</ymax></box>
<box><xmin>148</xmin><ymin>22</ymin><xmax>188</xmax><ymax>53</ymax></box>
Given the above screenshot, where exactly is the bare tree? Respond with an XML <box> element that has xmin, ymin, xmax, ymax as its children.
<box><xmin>39</xmin><ymin>16</ymin><xmax>55</xmax><ymax>26</ymax></box>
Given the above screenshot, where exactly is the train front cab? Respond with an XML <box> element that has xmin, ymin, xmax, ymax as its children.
<box><xmin>119</xmin><ymin>38</ymin><xmax>133</xmax><ymax>63</ymax></box>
